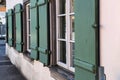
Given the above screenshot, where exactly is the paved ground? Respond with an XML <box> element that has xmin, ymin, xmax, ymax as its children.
<box><xmin>0</xmin><ymin>40</ymin><xmax>27</xmax><ymax>80</ymax></box>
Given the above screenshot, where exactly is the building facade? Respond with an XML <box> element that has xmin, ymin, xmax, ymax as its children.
<box><xmin>6</xmin><ymin>0</ymin><xmax>120</xmax><ymax>80</ymax></box>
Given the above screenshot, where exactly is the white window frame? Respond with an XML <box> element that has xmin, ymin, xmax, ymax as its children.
<box><xmin>56</xmin><ymin>0</ymin><xmax>75</xmax><ymax>72</ymax></box>
<box><xmin>26</xmin><ymin>3</ymin><xmax>31</xmax><ymax>52</ymax></box>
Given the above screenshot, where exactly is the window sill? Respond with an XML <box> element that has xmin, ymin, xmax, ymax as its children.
<box><xmin>50</xmin><ymin>66</ymin><xmax>74</xmax><ymax>80</ymax></box>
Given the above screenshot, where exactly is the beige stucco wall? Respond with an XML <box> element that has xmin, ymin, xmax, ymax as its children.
<box><xmin>100</xmin><ymin>0</ymin><xmax>120</xmax><ymax>80</ymax></box>
<box><xmin>6</xmin><ymin>0</ymin><xmax>120</xmax><ymax>79</ymax></box>
<box><xmin>6</xmin><ymin>44</ymin><xmax>55</xmax><ymax>80</ymax></box>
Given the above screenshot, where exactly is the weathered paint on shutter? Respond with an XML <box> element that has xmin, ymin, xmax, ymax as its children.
<box><xmin>6</xmin><ymin>12</ymin><xmax>8</xmax><ymax>43</ymax></box>
<box><xmin>30</xmin><ymin>0</ymin><xmax>39</xmax><ymax>59</ymax></box>
<box><xmin>15</xmin><ymin>4</ymin><xmax>23</xmax><ymax>52</ymax></box>
<box><xmin>74</xmin><ymin>0</ymin><xmax>99</xmax><ymax>80</ymax></box>
<box><xmin>38</xmin><ymin>0</ymin><xmax>50</xmax><ymax>65</ymax></box>
<box><xmin>8</xmin><ymin>9</ymin><xmax>13</xmax><ymax>46</ymax></box>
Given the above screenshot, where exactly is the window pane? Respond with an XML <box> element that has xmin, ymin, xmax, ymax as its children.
<box><xmin>29</xmin><ymin>21</ymin><xmax>31</xmax><ymax>49</ymax></box>
<box><xmin>70</xmin><ymin>15</ymin><xmax>75</xmax><ymax>40</ymax></box>
<box><xmin>28</xmin><ymin>5</ymin><xmax>30</xmax><ymax>19</ymax></box>
<box><xmin>70</xmin><ymin>0</ymin><xmax>74</xmax><ymax>12</ymax></box>
<box><xmin>58</xmin><ymin>16</ymin><xmax>66</xmax><ymax>39</ymax></box>
<box><xmin>70</xmin><ymin>43</ymin><xmax>75</xmax><ymax>67</ymax></box>
<box><xmin>59</xmin><ymin>0</ymin><xmax>66</xmax><ymax>14</ymax></box>
<box><xmin>59</xmin><ymin>41</ymin><xmax>66</xmax><ymax>64</ymax></box>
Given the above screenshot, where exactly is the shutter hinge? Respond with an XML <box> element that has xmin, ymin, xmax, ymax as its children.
<box><xmin>21</xmin><ymin>42</ymin><xmax>24</xmax><ymax>45</ymax></box>
<box><xmin>36</xmin><ymin>46</ymin><xmax>38</xmax><ymax>50</ymax></box>
<box><xmin>98</xmin><ymin>66</ymin><xmax>106</xmax><ymax>80</ymax></box>
<box><xmin>35</xmin><ymin>26</ymin><xmax>39</xmax><ymax>29</ymax></box>
<box><xmin>46</xmin><ymin>49</ymin><xmax>51</xmax><ymax>54</ymax></box>
<box><xmin>92</xmin><ymin>23</ymin><xmax>98</xmax><ymax>28</ymax></box>
<box><xmin>20</xmin><ymin>9</ymin><xmax>24</xmax><ymax>12</ymax></box>
<box><xmin>11</xmin><ymin>38</ymin><xmax>14</xmax><ymax>41</ymax></box>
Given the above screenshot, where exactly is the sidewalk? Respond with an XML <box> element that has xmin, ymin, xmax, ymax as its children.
<box><xmin>0</xmin><ymin>40</ymin><xmax>27</xmax><ymax>80</ymax></box>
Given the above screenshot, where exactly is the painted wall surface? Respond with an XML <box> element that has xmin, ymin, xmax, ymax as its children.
<box><xmin>6</xmin><ymin>0</ymin><xmax>23</xmax><ymax>11</ymax></box>
<box><xmin>6</xmin><ymin>44</ymin><xmax>55</xmax><ymax>80</ymax></box>
<box><xmin>100</xmin><ymin>0</ymin><xmax>120</xmax><ymax>80</ymax></box>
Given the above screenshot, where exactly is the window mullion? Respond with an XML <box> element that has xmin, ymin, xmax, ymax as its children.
<box><xmin>66</xmin><ymin>0</ymin><xmax>71</xmax><ymax>69</ymax></box>
<box><xmin>56</xmin><ymin>0</ymin><xmax>59</xmax><ymax>64</ymax></box>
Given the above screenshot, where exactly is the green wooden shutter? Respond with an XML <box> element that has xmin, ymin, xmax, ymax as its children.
<box><xmin>38</xmin><ymin>0</ymin><xmax>50</xmax><ymax>65</ymax></box>
<box><xmin>15</xmin><ymin>4</ymin><xmax>23</xmax><ymax>52</ymax></box>
<box><xmin>6</xmin><ymin>12</ymin><xmax>8</xmax><ymax>43</ymax></box>
<box><xmin>30</xmin><ymin>0</ymin><xmax>39</xmax><ymax>59</ymax></box>
<box><xmin>8</xmin><ymin>9</ymin><xmax>13</xmax><ymax>46</ymax></box>
<box><xmin>74</xmin><ymin>0</ymin><xmax>99</xmax><ymax>80</ymax></box>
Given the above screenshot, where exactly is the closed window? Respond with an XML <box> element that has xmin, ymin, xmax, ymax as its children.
<box><xmin>26</xmin><ymin>3</ymin><xmax>31</xmax><ymax>52</ymax></box>
<box><xmin>56</xmin><ymin>0</ymin><xmax>75</xmax><ymax>72</ymax></box>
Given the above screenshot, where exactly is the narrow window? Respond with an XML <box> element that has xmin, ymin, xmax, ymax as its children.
<box><xmin>56</xmin><ymin>0</ymin><xmax>75</xmax><ymax>72</ymax></box>
<box><xmin>26</xmin><ymin>3</ymin><xmax>31</xmax><ymax>52</ymax></box>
